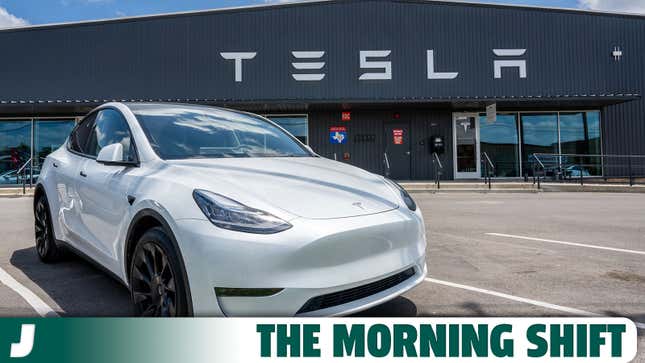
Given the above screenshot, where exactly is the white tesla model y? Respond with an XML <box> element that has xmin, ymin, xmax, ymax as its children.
<box><xmin>34</xmin><ymin>103</ymin><xmax>427</xmax><ymax>317</ymax></box>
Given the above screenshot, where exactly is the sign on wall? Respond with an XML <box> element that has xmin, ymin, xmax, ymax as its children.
<box><xmin>486</xmin><ymin>103</ymin><xmax>497</xmax><ymax>124</ymax></box>
<box><xmin>341</xmin><ymin>111</ymin><xmax>351</xmax><ymax>121</ymax></box>
<box><xmin>393</xmin><ymin>129</ymin><xmax>404</xmax><ymax>145</ymax></box>
<box><xmin>330</xmin><ymin>126</ymin><xmax>347</xmax><ymax>144</ymax></box>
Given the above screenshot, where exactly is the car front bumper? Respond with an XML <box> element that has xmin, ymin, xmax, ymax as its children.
<box><xmin>174</xmin><ymin>207</ymin><xmax>427</xmax><ymax>316</ymax></box>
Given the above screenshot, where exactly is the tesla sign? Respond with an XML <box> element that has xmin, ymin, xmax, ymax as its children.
<box><xmin>219</xmin><ymin>49</ymin><xmax>527</xmax><ymax>82</ymax></box>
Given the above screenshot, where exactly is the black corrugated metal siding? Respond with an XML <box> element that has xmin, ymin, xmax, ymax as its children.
<box><xmin>0</xmin><ymin>0</ymin><xmax>641</xmax><ymax>102</ymax></box>
<box><xmin>0</xmin><ymin>0</ymin><xmax>642</xmax><ymax>175</ymax></box>
<box><xmin>309</xmin><ymin>108</ymin><xmax>453</xmax><ymax>179</ymax></box>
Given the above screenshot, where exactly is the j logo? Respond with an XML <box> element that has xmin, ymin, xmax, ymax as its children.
<box><xmin>10</xmin><ymin>324</ymin><xmax>35</xmax><ymax>358</ymax></box>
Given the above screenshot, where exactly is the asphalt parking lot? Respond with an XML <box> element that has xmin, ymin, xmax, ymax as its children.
<box><xmin>0</xmin><ymin>193</ymin><xmax>643</xmax><ymax>359</ymax></box>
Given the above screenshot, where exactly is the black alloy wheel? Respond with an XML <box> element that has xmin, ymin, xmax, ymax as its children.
<box><xmin>130</xmin><ymin>227</ymin><xmax>188</xmax><ymax>317</ymax></box>
<box><xmin>34</xmin><ymin>194</ymin><xmax>61</xmax><ymax>262</ymax></box>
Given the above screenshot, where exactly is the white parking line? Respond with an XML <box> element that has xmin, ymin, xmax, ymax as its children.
<box><xmin>486</xmin><ymin>233</ymin><xmax>645</xmax><ymax>256</ymax></box>
<box><xmin>0</xmin><ymin>267</ymin><xmax>58</xmax><ymax>317</ymax></box>
<box><xmin>425</xmin><ymin>277</ymin><xmax>645</xmax><ymax>330</ymax></box>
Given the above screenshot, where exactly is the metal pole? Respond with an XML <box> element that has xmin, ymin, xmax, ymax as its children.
<box><xmin>579</xmin><ymin>157</ymin><xmax>583</xmax><ymax>186</ymax></box>
<box><xmin>488</xmin><ymin>167</ymin><xmax>492</xmax><ymax>190</ymax></box>
<box><xmin>432</xmin><ymin>158</ymin><xmax>436</xmax><ymax>187</ymax></box>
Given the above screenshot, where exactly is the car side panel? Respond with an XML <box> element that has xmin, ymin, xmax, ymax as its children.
<box><xmin>40</xmin><ymin>147</ymin><xmax>84</xmax><ymax>244</ymax></box>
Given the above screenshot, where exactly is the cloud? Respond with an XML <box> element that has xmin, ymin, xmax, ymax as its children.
<box><xmin>578</xmin><ymin>0</ymin><xmax>645</xmax><ymax>14</ymax></box>
<box><xmin>0</xmin><ymin>6</ymin><xmax>28</xmax><ymax>28</ymax></box>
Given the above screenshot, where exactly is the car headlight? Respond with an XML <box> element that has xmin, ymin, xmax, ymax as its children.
<box><xmin>384</xmin><ymin>179</ymin><xmax>417</xmax><ymax>211</ymax></box>
<box><xmin>193</xmin><ymin>189</ymin><xmax>292</xmax><ymax>234</ymax></box>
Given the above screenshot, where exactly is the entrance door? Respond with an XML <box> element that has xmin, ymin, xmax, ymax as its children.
<box><xmin>453</xmin><ymin>113</ymin><xmax>480</xmax><ymax>179</ymax></box>
<box><xmin>384</xmin><ymin>123</ymin><xmax>411</xmax><ymax>180</ymax></box>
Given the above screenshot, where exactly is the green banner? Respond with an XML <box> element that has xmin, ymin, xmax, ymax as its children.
<box><xmin>0</xmin><ymin>318</ymin><xmax>637</xmax><ymax>362</ymax></box>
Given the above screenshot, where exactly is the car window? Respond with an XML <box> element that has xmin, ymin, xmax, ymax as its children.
<box><xmin>69</xmin><ymin>113</ymin><xmax>97</xmax><ymax>154</ymax></box>
<box><xmin>85</xmin><ymin>109</ymin><xmax>135</xmax><ymax>161</ymax></box>
<box><xmin>130</xmin><ymin>104</ymin><xmax>310</xmax><ymax>160</ymax></box>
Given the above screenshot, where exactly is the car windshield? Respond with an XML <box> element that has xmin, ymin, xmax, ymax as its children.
<box><xmin>129</xmin><ymin>104</ymin><xmax>311</xmax><ymax>160</ymax></box>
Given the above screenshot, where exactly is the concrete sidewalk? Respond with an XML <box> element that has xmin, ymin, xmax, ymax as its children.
<box><xmin>2</xmin><ymin>180</ymin><xmax>645</xmax><ymax>198</ymax></box>
<box><xmin>400</xmin><ymin>181</ymin><xmax>645</xmax><ymax>193</ymax></box>
<box><xmin>0</xmin><ymin>188</ymin><xmax>34</xmax><ymax>198</ymax></box>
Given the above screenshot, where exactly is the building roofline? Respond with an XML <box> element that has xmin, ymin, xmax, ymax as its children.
<box><xmin>421</xmin><ymin>0</ymin><xmax>645</xmax><ymax>19</ymax></box>
<box><xmin>0</xmin><ymin>0</ymin><xmax>643</xmax><ymax>34</ymax></box>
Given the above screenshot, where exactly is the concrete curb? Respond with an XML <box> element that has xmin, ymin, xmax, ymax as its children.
<box><xmin>407</xmin><ymin>189</ymin><xmax>540</xmax><ymax>194</ymax></box>
<box><xmin>1</xmin><ymin>183</ymin><xmax>644</xmax><ymax>198</ymax></box>
<box><xmin>401</xmin><ymin>182</ymin><xmax>645</xmax><ymax>194</ymax></box>
<box><xmin>0</xmin><ymin>189</ymin><xmax>34</xmax><ymax>198</ymax></box>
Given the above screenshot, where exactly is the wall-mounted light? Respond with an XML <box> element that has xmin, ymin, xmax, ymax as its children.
<box><xmin>612</xmin><ymin>46</ymin><xmax>623</xmax><ymax>61</ymax></box>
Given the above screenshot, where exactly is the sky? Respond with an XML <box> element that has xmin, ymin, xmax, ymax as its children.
<box><xmin>0</xmin><ymin>0</ymin><xmax>643</xmax><ymax>28</ymax></box>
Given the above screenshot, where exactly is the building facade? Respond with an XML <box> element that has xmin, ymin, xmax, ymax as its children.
<box><xmin>0</xmin><ymin>0</ymin><xmax>643</xmax><ymax>183</ymax></box>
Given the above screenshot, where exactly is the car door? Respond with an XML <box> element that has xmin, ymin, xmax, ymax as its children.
<box><xmin>75</xmin><ymin>108</ymin><xmax>138</xmax><ymax>271</ymax></box>
<box><xmin>52</xmin><ymin>113</ymin><xmax>97</xmax><ymax>246</ymax></box>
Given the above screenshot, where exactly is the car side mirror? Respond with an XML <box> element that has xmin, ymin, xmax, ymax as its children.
<box><xmin>96</xmin><ymin>143</ymin><xmax>125</xmax><ymax>165</ymax></box>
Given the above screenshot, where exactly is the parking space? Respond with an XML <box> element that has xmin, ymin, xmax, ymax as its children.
<box><xmin>0</xmin><ymin>193</ymin><xmax>643</xmax><ymax>358</ymax></box>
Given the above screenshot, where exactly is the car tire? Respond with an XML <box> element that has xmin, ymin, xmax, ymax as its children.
<box><xmin>129</xmin><ymin>227</ymin><xmax>190</xmax><ymax>317</ymax></box>
<box><xmin>34</xmin><ymin>194</ymin><xmax>62</xmax><ymax>263</ymax></box>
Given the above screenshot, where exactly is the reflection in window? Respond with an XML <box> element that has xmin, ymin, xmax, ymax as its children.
<box><xmin>559</xmin><ymin>112</ymin><xmax>601</xmax><ymax>175</ymax></box>
<box><xmin>34</xmin><ymin>120</ymin><xmax>75</xmax><ymax>169</ymax></box>
<box><xmin>479</xmin><ymin>114</ymin><xmax>519</xmax><ymax>177</ymax></box>
<box><xmin>0</xmin><ymin>120</ymin><xmax>31</xmax><ymax>185</ymax></box>
<box><xmin>520</xmin><ymin>113</ymin><xmax>559</xmax><ymax>174</ymax></box>
<box><xmin>266</xmin><ymin>116</ymin><xmax>308</xmax><ymax>145</ymax></box>
<box><xmin>132</xmin><ymin>105</ymin><xmax>310</xmax><ymax>160</ymax></box>
<box><xmin>86</xmin><ymin>110</ymin><xmax>135</xmax><ymax>161</ymax></box>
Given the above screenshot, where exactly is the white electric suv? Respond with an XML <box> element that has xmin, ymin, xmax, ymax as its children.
<box><xmin>34</xmin><ymin>103</ymin><xmax>427</xmax><ymax>317</ymax></box>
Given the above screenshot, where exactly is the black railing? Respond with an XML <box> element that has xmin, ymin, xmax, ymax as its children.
<box><xmin>383</xmin><ymin>152</ymin><xmax>391</xmax><ymax>178</ymax></box>
<box><xmin>481</xmin><ymin>152</ymin><xmax>495</xmax><ymax>189</ymax></box>
<box><xmin>529</xmin><ymin>153</ymin><xmax>645</xmax><ymax>188</ymax></box>
<box><xmin>432</xmin><ymin>152</ymin><xmax>443</xmax><ymax>189</ymax></box>
<box><xmin>15</xmin><ymin>158</ymin><xmax>34</xmax><ymax>194</ymax></box>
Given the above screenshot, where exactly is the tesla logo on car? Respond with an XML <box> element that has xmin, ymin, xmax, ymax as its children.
<box><xmin>10</xmin><ymin>324</ymin><xmax>35</xmax><ymax>358</ymax></box>
<box><xmin>352</xmin><ymin>202</ymin><xmax>365</xmax><ymax>210</ymax></box>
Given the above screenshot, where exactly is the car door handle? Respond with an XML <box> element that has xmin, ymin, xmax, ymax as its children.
<box><xmin>79</xmin><ymin>171</ymin><xmax>87</xmax><ymax>178</ymax></box>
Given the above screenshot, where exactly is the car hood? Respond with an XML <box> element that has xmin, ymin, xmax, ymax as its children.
<box><xmin>166</xmin><ymin>157</ymin><xmax>400</xmax><ymax>220</ymax></box>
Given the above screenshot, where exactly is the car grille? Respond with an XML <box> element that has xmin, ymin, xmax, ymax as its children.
<box><xmin>297</xmin><ymin>267</ymin><xmax>416</xmax><ymax>314</ymax></box>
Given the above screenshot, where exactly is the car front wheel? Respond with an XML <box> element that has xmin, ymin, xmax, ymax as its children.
<box><xmin>129</xmin><ymin>227</ymin><xmax>189</xmax><ymax>317</ymax></box>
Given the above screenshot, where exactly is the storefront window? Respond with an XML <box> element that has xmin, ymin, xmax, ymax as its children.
<box><xmin>34</xmin><ymin>119</ymin><xmax>76</xmax><ymax>169</ymax></box>
<box><xmin>520</xmin><ymin>113</ymin><xmax>559</xmax><ymax>174</ymax></box>
<box><xmin>265</xmin><ymin>115</ymin><xmax>308</xmax><ymax>144</ymax></box>
<box><xmin>0</xmin><ymin>118</ymin><xmax>76</xmax><ymax>185</ymax></box>
<box><xmin>0</xmin><ymin>120</ymin><xmax>32</xmax><ymax>185</ymax></box>
<box><xmin>558</xmin><ymin>111</ymin><xmax>601</xmax><ymax>175</ymax></box>
<box><xmin>479</xmin><ymin>114</ymin><xmax>520</xmax><ymax>177</ymax></box>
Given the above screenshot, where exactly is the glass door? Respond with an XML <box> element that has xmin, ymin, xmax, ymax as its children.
<box><xmin>453</xmin><ymin>113</ymin><xmax>480</xmax><ymax>179</ymax></box>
